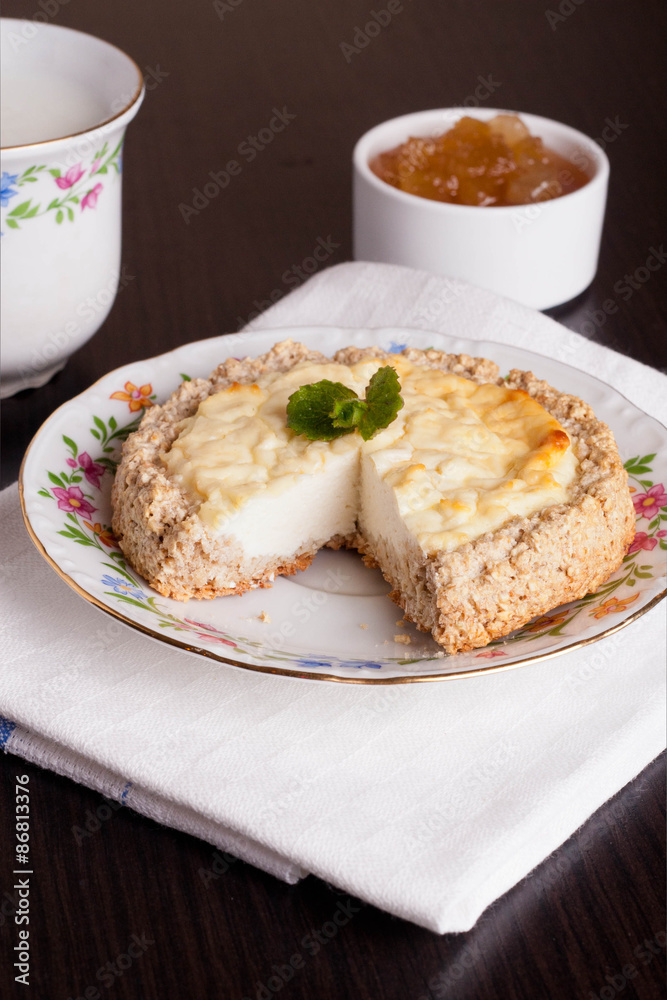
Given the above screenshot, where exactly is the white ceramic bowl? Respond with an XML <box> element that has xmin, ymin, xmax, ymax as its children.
<box><xmin>0</xmin><ymin>19</ymin><xmax>144</xmax><ymax>397</ymax></box>
<box><xmin>353</xmin><ymin>108</ymin><xmax>609</xmax><ymax>310</ymax></box>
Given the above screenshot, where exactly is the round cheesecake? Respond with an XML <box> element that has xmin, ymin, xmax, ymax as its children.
<box><xmin>111</xmin><ymin>340</ymin><xmax>635</xmax><ymax>653</ymax></box>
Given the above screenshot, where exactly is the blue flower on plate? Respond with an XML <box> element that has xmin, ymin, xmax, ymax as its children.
<box><xmin>388</xmin><ymin>341</ymin><xmax>407</xmax><ymax>354</ymax></box>
<box><xmin>1</xmin><ymin>172</ymin><xmax>19</xmax><ymax>207</ymax></box>
<box><xmin>297</xmin><ymin>658</ymin><xmax>382</xmax><ymax>670</ymax></box>
<box><xmin>101</xmin><ymin>574</ymin><xmax>147</xmax><ymax>600</ymax></box>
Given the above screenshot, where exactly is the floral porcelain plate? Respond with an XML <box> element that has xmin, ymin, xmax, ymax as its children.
<box><xmin>20</xmin><ymin>326</ymin><xmax>667</xmax><ymax>683</ymax></box>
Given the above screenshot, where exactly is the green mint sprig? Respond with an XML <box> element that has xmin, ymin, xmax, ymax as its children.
<box><xmin>286</xmin><ymin>365</ymin><xmax>404</xmax><ymax>441</ymax></box>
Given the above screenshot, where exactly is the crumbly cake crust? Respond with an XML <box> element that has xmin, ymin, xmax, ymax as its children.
<box><xmin>111</xmin><ymin>339</ymin><xmax>635</xmax><ymax>653</ymax></box>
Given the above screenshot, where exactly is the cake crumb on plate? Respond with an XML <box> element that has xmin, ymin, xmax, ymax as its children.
<box><xmin>258</xmin><ymin>611</ymin><xmax>271</xmax><ymax>623</ymax></box>
<box><xmin>394</xmin><ymin>634</ymin><xmax>411</xmax><ymax>645</ymax></box>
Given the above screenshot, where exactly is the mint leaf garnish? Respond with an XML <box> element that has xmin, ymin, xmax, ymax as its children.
<box><xmin>286</xmin><ymin>366</ymin><xmax>403</xmax><ymax>441</ymax></box>
<box><xmin>286</xmin><ymin>380</ymin><xmax>358</xmax><ymax>440</ymax></box>
<box><xmin>358</xmin><ymin>365</ymin><xmax>404</xmax><ymax>441</ymax></box>
<box><xmin>331</xmin><ymin>397</ymin><xmax>367</xmax><ymax>429</ymax></box>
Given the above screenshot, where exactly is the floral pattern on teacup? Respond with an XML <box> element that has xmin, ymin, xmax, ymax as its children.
<box><xmin>1</xmin><ymin>137</ymin><xmax>123</xmax><ymax>230</ymax></box>
<box><xmin>1</xmin><ymin>172</ymin><xmax>20</xmax><ymax>206</ymax></box>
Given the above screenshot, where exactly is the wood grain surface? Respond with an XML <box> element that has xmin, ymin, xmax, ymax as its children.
<box><xmin>1</xmin><ymin>1</ymin><xmax>665</xmax><ymax>998</ymax></box>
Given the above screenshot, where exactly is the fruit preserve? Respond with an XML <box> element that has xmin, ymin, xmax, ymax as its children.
<box><xmin>370</xmin><ymin>114</ymin><xmax>590</xmax><ymax>207</ymax></box>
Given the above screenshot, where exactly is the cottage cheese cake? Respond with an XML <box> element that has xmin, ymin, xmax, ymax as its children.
<box><xmin>111</xmin><ymin>340</ymin><xmax>634</xmax><ymax>653</ymax></box>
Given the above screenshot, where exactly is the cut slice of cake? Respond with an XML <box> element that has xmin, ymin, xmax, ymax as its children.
<box><xmin>111</xmin><ymin>340</ymin><xmax>635</xmax><ymax>653</ymax></box>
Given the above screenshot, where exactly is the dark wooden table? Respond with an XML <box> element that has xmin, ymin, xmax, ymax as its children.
<box><xmin>2</xmin><ymin>1</ymin><xmax>665</xmax><ymax>997</ymax></box>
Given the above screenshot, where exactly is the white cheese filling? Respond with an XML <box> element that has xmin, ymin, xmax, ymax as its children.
<box><xmin>163</xmin><ymin>356</ymin><xmax>578</xmax><ymax>559</ymax></box>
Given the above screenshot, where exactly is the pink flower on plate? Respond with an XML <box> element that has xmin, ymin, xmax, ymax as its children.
<box><xmin>185</xmin><ymin>618</ymin><xmax>227</xmax><ymax>634</ymax></box>
<box><xmin>78</xmin><ymin>452</ymin><xmax>105</xmax><ymax>489</ymax></box>
<box><xmin>51</xmin><ymin>485</ymin><xmax>96</xmax><ymax>516</ymax></box>
<box><xmin>90</xmin><ymin>158</ymin><xmax>102</xmax><ymax>175</ymax></box>
<box><xmin>55</xmin><ymin>164</ymin><xmax>84</xmax><ymax>190</ymax></box>
<box><xmin>184</xmin><ymin>618</ymin><xmax>237</xmax><ymax>647</ymax></box>
<box><xmin>194</xmin><ymin>633</ymin><xmax>237</xmax><ymax>647</ymax></box>
<box><xmin>632</xmin><ymin>483</ymin><xmax>667</xmax><ymax>520</ymax></box>
<box><xmin>476</xmin><ymin>650</ymin><xmax>506</xmax><ymax>659</ymax></box>
<box><xmin>81</xmin><ymin>183</ymin><xmax>103</xmax><ymax>211</ymax></box>
<box><xmin>627</xmin><ymin>529</ymin><xmax>667</xmax><ymax>554</ymax></box>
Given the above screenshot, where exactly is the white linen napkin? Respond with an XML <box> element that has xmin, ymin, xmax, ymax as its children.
<box><xmin>1</xmin><ymin>262</ymin><xmax>665</xmax><ymax>933</ymax></box>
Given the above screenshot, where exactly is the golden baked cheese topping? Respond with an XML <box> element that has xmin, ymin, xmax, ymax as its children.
<box><xmin>164</xmin><ymin>356</ymin><xmax>578</xmax><ymax>554</ymax></box>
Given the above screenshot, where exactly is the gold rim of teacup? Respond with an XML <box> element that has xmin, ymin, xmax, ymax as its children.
<box><xmin>0</xmin><ymin>36</ymin><xmax>144</xmax><ymax>153</ymax></box>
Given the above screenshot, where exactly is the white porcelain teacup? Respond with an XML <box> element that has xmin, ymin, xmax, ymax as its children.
<box><xmin>0</xmin><ymin>18</ymin><xmax>144</xmax><ymax>397</ymax></box>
